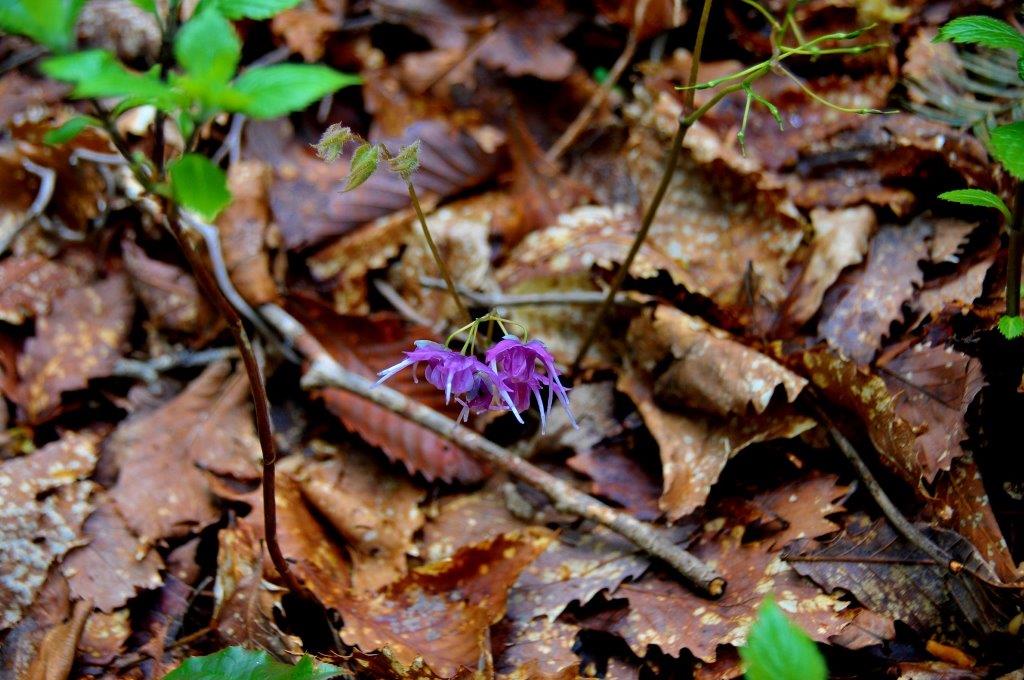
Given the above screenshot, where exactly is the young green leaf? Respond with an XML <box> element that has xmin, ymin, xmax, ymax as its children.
<box><xmin>938</xmin><ymin>188</ymin><xmax>1012</xmax><ymax>222</ymax></box>
<box><xmin>167</xmin><ymin>153</ymin><xmax>232</xmax><ymax>221</ymax></box>
<box><xmin>935</xmin><ymin>16</ymin><xmax>1024</xmax><ymax>54</ymax></box>
<box><xmin>41</xmin><ymin>50</ymin><xmax>181</xmax><ymax>109</ymax></box>
<box><xmin>739</xmin><ymin>597</ymin><xmax>827</xmax><ymax>680</ymax></box>
<box><xmin>344</xmin><ymin>143</ymin><xmax>381</xmax><ymax>191</ymax></box>
<box><xmin>232</xmin><ymin>64</ymin><xmax>361</xmax><ymax>119</ymax></box>
<box><xmin>174</xmin><ymin>9</ymin><xmax>241</xmax><ymax>88</ymax></box>
<box><xmin>990</xmin><ymin>121</ymin><xmax>1024</xmax><ymax>180</ymax></box>
<box><xmin>388</xmin><ymin>140</ymin><xmax>421</xmax><ymax>180</ymax></box>
<box><xmin>999</xmin><ymin>315</ymin><xmax>1024</xmax><ymax>340</ymax></box>
<box><xmin>165</xmin><ymin>647</ymin><xmax>341</xmax><ymax>680</ymax></box>
<box><xmin>130</xmin><ymin>0</ymin><xmax>156</xmax><ymax>13</ymax></box>
<box><xmin>43</xmin><ymin>115</ymin><xmax>102</xmax><ymax>145</ymax></box>
<box><xmin>193</xmin><ymin>0</ymin><xmax>302</xmax><ymax>20</ymax></box>
<box><xmin>315</xmin><ymin>123</ymin><xmax>355</xmax><ymax>163</ymax></box>
<box><xmin>0</xmin><ymin>0</ymin><xmax>86</xmax><ymax>52</ymax></box>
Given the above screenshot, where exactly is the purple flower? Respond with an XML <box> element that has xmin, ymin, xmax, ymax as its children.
<box><xmin>376</xmin><ymin>340</ymin><xmax>522</xmax><ymax>424</ymax></box>
<box><xmin>486</xmin><ymin>335</ymin><xmax>577</xmax><ymax>431</ymax></box>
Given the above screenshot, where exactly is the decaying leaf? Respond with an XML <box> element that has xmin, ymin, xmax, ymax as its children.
<box><xmin>339</xmin><ymin>529</ymin><xmax>552</xmax><ymax>677</ymax></box>
<box><xmin>215</xmin><ymin>160</ymin><xmax>280</xmax><ymax>306</ymax></box>
<box><xmin>122</xmin><ymin>239</ymin><xmax>213</xmax><ymax>335</ymax></box>
<box><xmin>0</xmin><ymin>432</ymin><xmax>100</xmax><ymax>630</ymax></box>
<box><xmin>492</xmin><ymin>617</ymin><xmax>580</xmax><ymax>678</ymax></box>
<box><xmin>0</xmin><ymin>254</ymin><xmax>87</xmax><ymax>325</ymax></box>
<box><xmin>747</xmin><ymin>474</ymin><xmax>850</xmax><ymax>551</ymax></box>
<box><xmin>17</xmin><ymin>274</ymin><xmax>133</xmax><ymax>422</ymax></box>
<box><xmin>421</xmin><ymin>487</ymin><xmax>528</xmax><ymax>563</ymax></box>
<box><xmin>77</xmin><ymin>608</ymin><xmax>131</xmax><ymax>667</ymax></box>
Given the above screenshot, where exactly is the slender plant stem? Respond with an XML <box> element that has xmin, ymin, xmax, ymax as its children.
<box><xmin>1007</xmin><ymin>182</ymin><xmax>1024</xmax><ymax>318</ymax></box>
<box><xmin>153</xmin><ymin>0</ymin><xmax>181</xmax><ymax>176</ymax></box>
<box><xmin>262</xmin><ymin>304</ymin><xmax>727</xmax><ymax>597</ymax></box>
<box><xmin>406</xmin><ymin>180</ymin><xmax>471</xmax><ymax>323</ymax></box>
<box><xmin>570</xmin><ymin>0</ymin><xmax>715</xmax><ymax>376</ymax></box>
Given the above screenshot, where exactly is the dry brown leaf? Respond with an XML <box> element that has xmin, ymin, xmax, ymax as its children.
<box><xmin>339</xmin><ymin>529</ymin><xmax>553</xmax><ymax>677</ymax></box>
<box><xmin>291</xmin><ymin>451</ymin><xmax>425</xmax><ymax>592</ymax></box>
<box><xmin>0</xmin><ymin>255</ymin><xmax>86</xmax><ymax>325</ymax></box>
<box><xmin>61</xmin><ymin>500</ymin><xmax>164</xmax><ymax>613</ymax></box>
<box><xmin>818</xmin><ymin>221</ymin><xmax>932</xmax><ymax>364</ymax></box>
<box><xmin>77</xmin><ymin>609</ymin><xmax>131</xmax><ymax>666</ymax></box>
<box><xmin>609</xmin><ymin>525</ymin><xmax>852</xmax><ymax>663</ymax></box>
<box><xmin>20</xmin><ymin>598</ymin><xmax>91</xmax><ymax>680</ymax></box>
<box><xmin>619</xmin><ymin>365</ymin><xmax>814</xmax><ymax>520</ymax></box>
<box><xmin>122</xmin><ymin>239</ymin><xmax>213</xmax><ymax>334</ymax></box>
<box><xmin>17</xmin><ymin>274</ymin><xmax>133</xmax><ymax>422</ymax></box>
<box><xmin>0</xmin><ymin>432</ymin><xmax>100</xmax><ymax>630</ymax></box>
<box><xmin>216</xmin><ymin>160</ymin><xmax>280</xmax><ymax>307</ymax></box>
<box><xmin>507</xmin><ymin>527</ymin><xmax>649</xmax><ymax>622</ymax></box>
<box><xmin>492</xmin><ymin>617</ymin><xmax>580</xmax><ymax>679</ymax></box>
<box><xmin>566</xmin><ymin>443</ymin><xmax>661</xmax><ymax>521</ymax></box>
<box><xmin>747</xmin><ymin>474</ymin><xmax>849</xmax><ymax>551</ymax></box>
<box><xmin>421</xmin><ymin>487</ymin><xmax>528</xmax><ymax>563</ymax></box>
<box><xmin>271</xmin><ymin>6</ymin><xmax>340</xmax><ymax>62</ymax></box>
<box><xmin>916</xmin><ymin>257</ymin><xmax>992</xmax><ymax>321</ymax></box>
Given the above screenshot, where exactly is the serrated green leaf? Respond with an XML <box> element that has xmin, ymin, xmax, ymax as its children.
<box><xmin>174</xmin><ymin>9</ymin><xmax>241</xmax><ymax>90</ymax></box>
<box><xmin>990</xmin><ymin>121</ymin><xmax>1024</xmax><ymax>180</ymax></box>
<box><xmin>0</xmin><ymin>0</ymin><xmax>86</xmax><ymax>51</ymax></box>
<box><xmin>41</xmin><ymin>50</ymin><xmax>181</xmax><ymax>109</ymax></box>
<box><xmin>999</xmin><ymin>315</ymin><xmax>1024</xmax><ymax>339</ymax></box>
<box><xmin>193</xmin><ymin>0</ymin><xmax>302</xmax><ymax>20</ymax></box>
<box><xmin>167</xmin><ymin>153</ymin><xmax>232</xmax><ymax>221</ymax></box>
<box><xmin>935</xmin><ymin>16</ymin><xmax>1024</xmax><ymax>54</ymax></box>
<box><xmin>938</xmin><ymin>188</ymin><xmax>1012</xmax><ymax>221</ymax></box>
<box><xmin>315</xmin><ymin>123</ymin><xmax>355</xmax><ymax>162</ymax></box>
<box><xmin>43</xmin><ymin>115</ymin><xmax>101</xmax><ymax>145</ymax></box>
<box><xmin>165</xmin><ymin>647</ymin><xmax>342</xmax><ymax>680</ymax></box>
<box><xmin>344</xmin><ymin>143</ymin><xmax>380</xmax><ymax>191</ymax></box>
<box><xmin>739</xmin><ymin>597</ymin><xmax>827</xmax><ymax>680</ymax></box>
<box><xmin>232</xmin><ymin>64</ymin><xmax>360</xmax><ymax>119</ymax></box>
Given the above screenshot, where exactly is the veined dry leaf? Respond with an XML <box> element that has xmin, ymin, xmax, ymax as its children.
<box><xmin>338</xmin><ymin>529</ymin><xmax>553</xmax><ymax>677</ymax></box>
<box><xmin>916</xmin><ymin>256</ymin><xmax>992</xmax><ymax>322</ymax></box>
<box><xmin>77</xmin><ymin>609</ymin><xmax>131</xmax><ymax>666</ymax></box>
<box><xmin>567</xmin><ymin>443</ymin><xmax>662</xmax><ymax>521</ymax></box>
<box><xmin>629</xmin><ymin>306</ymin><xmax>806</xmax><ymax>417</ymax></box>
<box><xmin>288</xmin><ymin>300</ymin><xmax>484</xmax><ymax>483</ymax></box>
<box><xmin>216</xmin><ymin>160</ymin><xmax>279</xmax><ymax>307</ymax></box>
<box><xmin>62</xmin><ymin>499</ymin><xmax>164</xmax><ymax>612</ymax></box>
<box><xmin>747</xmin><ymin>474</ymin><xmax>850</xmax><ymax>551</ymax></box>
<box><xmin>212</xmin><ymin>523</ymin><xmax>301</xmax><ymax>656</ymax></box>
<box><xmin>17</xmin><ymin>274</ymin><xmax>133</xmax><ymax>422</ymax></box>
<box><xmin>107</xmin><ymin>362</ymin><xmax>259</xmax><ymax>545</ymax></box>
<box><xmin>608</xmin><ymin>525</ymin><xmax>852</xmax><ymax>663</ymax></box>
<box><xmin>506</xmin><ymin>527</ymin><xmax>649</xmax><ymax>623</ymax></box>
<box><xmin>19</xmin><ymin>598</ymin><xmax>91</xmax><ymax>680</ymax></box>
<box><xmin>0</xmin><ymin>255</ymin><xmax>86</xmax><ymax>325</ymax></box>
<box><xmin>421</xmin><ymin>487</ymin><xmax>528</xmax><ymax>563</ymax></box>
<box><xmin>122</xmin><ymin>239</ymin><xmax>213</xmax><ymax>335</ymax></box>
<box><xmin>0</xmin><ymin>432</ymin><xmax>100</xmax><ymax>630</ymax></box>
<box><xmin>619</xmin><ymin>364</ymin><xmax>814</xmax><ymax>520</ymax></box>
<box><xmin>291</xmin><ymin>451</ymin><xmax>425</xmax><ymax>592</ymax></box>
<box><xmin>786</xmin><ymin>517</ymin><xmax>1012</xmax><ymax>642</ymax></box>
<box><xmin>818</xmin><ymin>221</ymin><xmax>932</xmax><ymax>365</ymax></box>
<box><xmin>492</xmin><ymin>617</ymin><xmax>580</xmax><ymax>679</ymax></box>
<box><xmin>877</xmin><ymin>343</ymin><xmax>984</xmax><ymax>481</ymax></box>
<box><xmin>784</xmin><ymin>206</ymin><xmax>876</xmax><ymax>327</ymax></box>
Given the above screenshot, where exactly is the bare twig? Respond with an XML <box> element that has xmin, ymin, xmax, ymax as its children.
<box><xmin>419</xmin><ymin>276</ymin><xmax>639</xmax><ymax>308</ymax></box>
<box><xmin>373</xmin><ymin>279</ymin><xmax>440</xmax><ymax>329</ymax></box>
<box><xmin>261</xmin><ymin>303</ymin><xmax>727</xmax><ymax>597</ymax></box>
<box><xmin>545</xmin><ymin>0</ymin><xmax>651</xmax><ymax>163</ymax></box>
<box><xmin>0</xmin><ymin>158</ymin><xmax>56</xmax><ymax>255</ymax></box>
<box><xmin>114</xmin><ymin>347</ymin><xmax>239</xmax><ymax>383</ymax></box>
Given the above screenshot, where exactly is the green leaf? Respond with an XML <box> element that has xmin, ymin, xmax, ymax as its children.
<box><xmin>999</xmin><ymin>315</ymin><xmax>1024</xmax><ymax>339</ymax></box>
<box><xmin>739</xmin><ymin>597</ymin><xmax>827</xmax><ymax>680</ymax></box>
<box><xmin>165</xmin><ymin>647</ymin><xmax>342</xmax><ymax>680</ymax></box>
<box><xmin>43</xmin><ymin>115</ymin><xmax>101</xmax><ymax>145</ymax></box>
<box><xmin>935</xmin><ymin>16</ymin><xmax>1024</xmax><ymax>54</ymax></box>
<box><xmin>938</xmin><ymin>188</ymin><xmax>1012</xmax><ymax>221</ymax></box>
<box><xmin>315</xmin><ymin>123</ymin><xmax>355</xmax><ymax>162</ymax></box>
<box><xmin>174</xmin><ymin>9</ymin><xmax>241</xmax><ymax>89</ymax></box>
<box><xmin>130</xmin><ymin>0</ymin><xmax>156</xmax><ymax>13</ymax></box>
<box><xmin>193</xmin><ymin>0</ymin><xmax>302</xmax><ymax>20</ymax></box>
<box><xmin>0</xmin><ymin>0</ymin><xmax>86</xmax><ymax>51</ymax></box>
<box><xmin>990</xmin><ymin>121</ymin><xmax>1024</xmax><ymax>180</ymax></box>
<box><xmin>167</xmin><ymin>153</ymin><xmax>232</xmax><ymax>221</ymax></box>
<box><xmin>232</xmin><ymin>64</ymin><xmax>361</xmax><ymax>119</ymax></box>
<box><xmin>343</xmin><ymin>143</ymin><xmax>380</xmax><ymax>191</ymax></box>
<box><xmin>41</xmin><ymin>50</ymin><xmax>181</xmax><ymax>109</ymax></box>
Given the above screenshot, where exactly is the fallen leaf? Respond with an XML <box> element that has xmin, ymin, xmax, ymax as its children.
<box><xmin>507</xmin><ymin>527</ymin><xmax>649</xmax><ymax>622</ymax></box>
<box><xmin>566</xmin><ymin>443</ymin><xmax>662</xmax><ymax>521</ymax></box>
<box><xmin>271</xmin><ymin>6</ymin><xmax>341</xmax><ymax>62</ymax></box>
<box><xmin>17</xmin><ymin>274</ymin><xmax>133</xmax><ymax>422</ymax></box>
<box><xmin>338</xmin><ymin>529</ymin><xmax>552</xmax><ymax>677</ymax></box>
<box><xmin>916</xmin><ymin>256</ymin><xmax>992</xmax><ymax>322</ymax></box>
<box><xmin>77</xmin><ymin>609</ymin><xmax>131</xmax><ymax>666</ymax></box>
<box><xmin>122</xmin><ymin>239</ymin><xmax>214</xmax><ymax>335</ymax></box>
<box><xmin>747</xmin><ymin>474</ymin><xmax>849</xmax><ymax>551</ymax></box>
<box><xmin>818</xmin><ymin>221</ymin><xmax>932</xmax><ymax>364</ymax></box>
<box><xmin>216</xmin><ymin>160</ymin><xmax>280</xmax><ymax>307</ymax></box>
<box><xmin>421</xmin><ymin>487</ymin><xmax>528</xmax><ymax>563</ymax></box>
<box><xmin>0</xmin><ymin>432</ymin><xmax>100</xmax><ymax>630</ymax></box>
<box><xmin>22</xmin><ymin>598</ymin><xmax>92</xmax><ymax>680</ymax></box>
<box><xmin>492</xmin><ymin>617</ymin><xmax>580</xmax><ymax>678</ymax></box>
<box><xmin>0</xmin><ymin>255</ymin><xmax>85</xmax><ymax>324</ymax></box>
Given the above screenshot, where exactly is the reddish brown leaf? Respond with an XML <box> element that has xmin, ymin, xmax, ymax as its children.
<box><xmin>818</xmin><ymin>221</ymin><xmax>932</xmax><ymax>364</ymax></box>
<box><xmin>122</xmin><ymin>239</ymin><xmax>214</xmax><ymax>334</ymax></box>
<box><xmin>77</xmin><ymin>609</ymin><xmax>131</xmax><ymax>667</ymax></box>
<box><xmin>0</xmin><ymin>432</ymin><xmax>100</xmax><ymax>630</ymax></box>
<box><xmin>62</xmin><ymin>500</ymin><xmax>164</xmax><ymax>612</ymax></box>
<box><xmin>566</xmin><ymin>444</ymin><xmax>661</xmax><ymax>521</ymax></box>
<box><xmin>289</xmin><ymin>300</ymin><xmax>485</xmax><ymax>483</ymax></box>
<box><xmin>748</xmin><ymin>474</ymin><xmax>850</xmax><ymax>551</ymax></box>
<box><xmin>19</xmin><ymin>598</ymin><xmax>91</xmax><ymax>680</ymax></box>
<box><xmin>421</xmin><ymin>487</ymin><xmax>528</xmax><ymax>563</ymax></box>
<box><xmin>216</xmin><ymin>160</ymin><xmax>280</xmax><ymax>306</ymax></box>
<box><xmin>492</xmin><ymin>617</ymin><xmax>580</xmax><ymax>678</ymax></box>
<box><xmin>17</xmin><ymin>274</ymin><xmax>133</xmax><ymax>422</ymax></box>
<box><xmin>0</xmin><ymin>255</ymin><xmax>85</xmax><ymax>325</ymax></box>
<box><xmin>338</xmin><ymin>529</ymin><xmax>552</xmax><ymax>677</ymax></box>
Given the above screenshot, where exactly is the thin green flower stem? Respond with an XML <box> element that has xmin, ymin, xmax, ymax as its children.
<box><xmin>405</xmin><ymin>180</ymin><xmax>471</xmax><ymax>323</ymax></box>
<box><xmin>685</xmin><ymin>0</ymin><xmax>715</xmax><ymax>112</ymax></box>
<box><xmin>740</xmin><ymin>0</ymin><xmax>781</xmax><ymax>31</ymax></box>
<box><xmin>777</xmin><ymin>65</ymin><xmax>890</xmax><ymax>114</ymax></box>
<box><xmin>152</xmin><ymin>0</ymin><xmax>181</xmax><ymax>177</ymax></box>
<box><xmin>1008</xmin><ymin>182</ymin><xmax>1024</xmax><ymax>318</ymax></box>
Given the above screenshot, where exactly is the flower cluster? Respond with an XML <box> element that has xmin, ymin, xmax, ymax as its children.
<box><xmin>375</xmin><ymin>333</ymin><xmax>577</xmax><ymax>430</ymax></box>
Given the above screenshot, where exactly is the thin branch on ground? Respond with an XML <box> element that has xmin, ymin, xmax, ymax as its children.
<box><xmin>261</xmin><ymin>303</ymin><xmax>727</xmax><ymax>598</ymax></box>
<box><xmin>419</xmin><ymin>276</ymin><xmax>639</xmax><ymax>308</ymax></box>
<box><xmin>0</xmin><ymin>158</ymin><xmax>56</xmax><ymax>255</ymax></box>
<box><xmin>373</xmin><ymin>279</ymin><xmax>442</xmax><ymax>330</ymax></box>
<box><xmin>114</xmin><ymin>347</ymin><xmax>239</xmax><ymax>383</ymax></box>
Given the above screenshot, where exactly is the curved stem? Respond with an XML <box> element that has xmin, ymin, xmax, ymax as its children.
<box><xmin>1008</xmin><ymin>182</ymin><xmax>1024</xmax><ymax>318</ymax></box>
<box><xmin>406</xmin><ymin>181</ymin><xmax>471</xmax><ymax>323</ymax></box>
